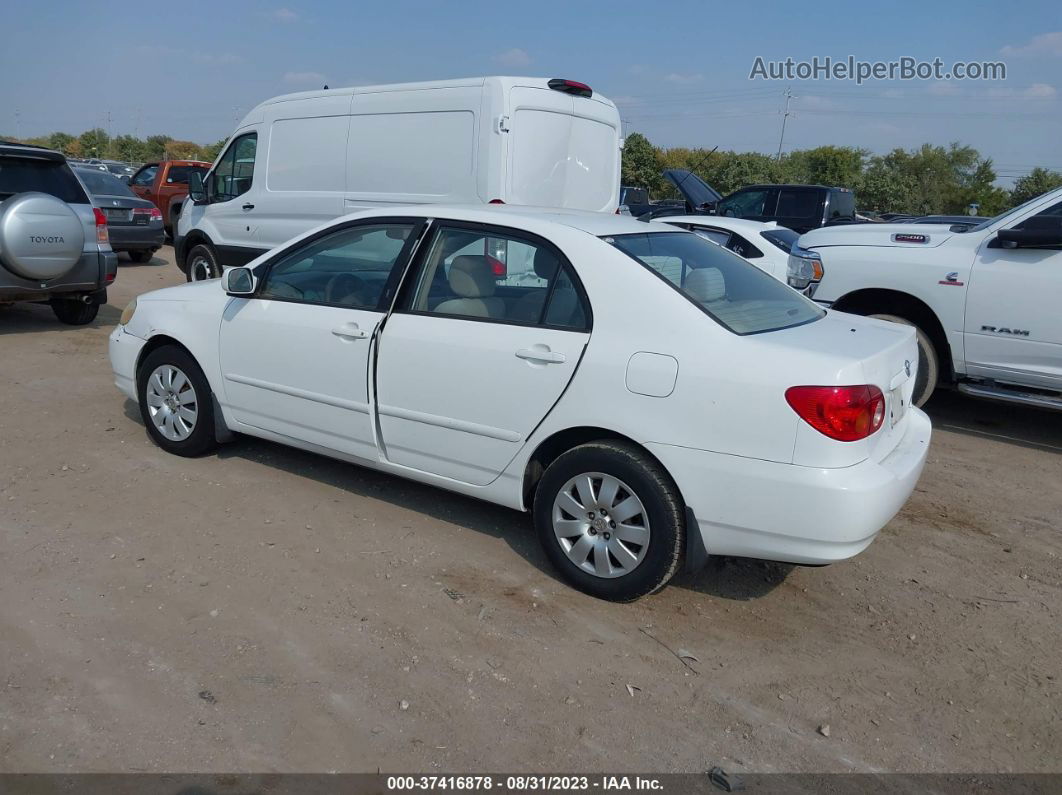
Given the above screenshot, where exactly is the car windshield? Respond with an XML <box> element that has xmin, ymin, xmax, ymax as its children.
<box><xmin>963</xmin><ymin>193</ymin><xmax>1056</xmax><ymax>233</ymax></box>
<box><xmin>605</xmin><ymin>231</ymin><xmax>824</xmax><ymax>335</ymax></box>
<box><xmin>75</xmin><ymin>168</ymin><xmax>135</xmax><ymax>197</ymax></box>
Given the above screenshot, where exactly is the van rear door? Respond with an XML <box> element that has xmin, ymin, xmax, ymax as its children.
<box><xmin>505</xmin><ymin>86</ymin><xmax>620</xmax><ymax>212</ymax></box>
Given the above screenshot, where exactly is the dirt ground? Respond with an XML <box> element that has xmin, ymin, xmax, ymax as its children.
<box><xmin>1</xmin><ymin>247</ymin><xmax>1059</xmax><ymax>775</ymax></box>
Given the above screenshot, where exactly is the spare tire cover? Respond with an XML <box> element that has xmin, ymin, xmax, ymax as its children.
<box><xmin>0</xmin><ymin>192</ymin><xmax>87</xmax><ymax>280</ymax></box>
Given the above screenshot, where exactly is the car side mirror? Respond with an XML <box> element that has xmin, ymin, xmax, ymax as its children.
<box><xmin>697</xmin><ymin>201</ymin><xmax>717</xmax><ymax>215</ymax></box>
<box><xmin>188</xmin><ymin>171</ymin><xmax>207</xmax><ymax>204</ymax></box>
<box><xmin>224</xmin><ymin>267</ymin><xmax>255</xmax><ymax>296</ymax></box>
<box><xmin>996</xmin><ymin>227</ymin><xmax>1062</xmax><ymax>248</ymax></box>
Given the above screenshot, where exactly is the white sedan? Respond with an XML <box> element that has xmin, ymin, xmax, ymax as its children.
<box><xmin>659</xmin><ymin>216</ymin><xmax>798</xmax><ymax>281</ymax></box>
<box><xmin>109</xmin><ymin>207</ymin><xmax>931</xmax><ymax>601</ymax></box>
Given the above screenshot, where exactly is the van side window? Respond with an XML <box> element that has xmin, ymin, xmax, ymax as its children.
<box><xmin>403</xmin><ymin>226</ymin><xmax>589</xmax><ymax>329</ymax></box>
<box><xmin>212</xmin><ymin>133</ymin><xmax>257</xmax><ymax>202</ymax></box>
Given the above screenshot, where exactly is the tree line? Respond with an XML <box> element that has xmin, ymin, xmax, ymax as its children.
<box><xmin>2</xmin><ymin>128</ymin><xmax>227</xmax><ymax>165</ymax></box>
<box><xmin>621</xmin><ymin>132</ymin><xmax>1062</xmax><ymax>216</ymax></box>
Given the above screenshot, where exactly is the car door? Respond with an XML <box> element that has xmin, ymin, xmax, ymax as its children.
<box><xmin>375</xmin><ymin>222</ymin><xmax>591</xmax><ymax>486</ymax></box>
<box><xmin>218</xmin><ymin>219</ymin><xmax>423</xmax><ymax>461</ymax></box>
<box><xmin>205</xmin><ymin>130</ymin><xmax>262</xmax><ymax>267</ymax></box>
<box><xmin>964</xmin><ymin>198</ymin><xmax>1062</xmax><ymax>390</ymax></box>
<box><xmin>128</xmin><ymin>164</ymin><xmax>158</xmax><ymax>204</ymax></box>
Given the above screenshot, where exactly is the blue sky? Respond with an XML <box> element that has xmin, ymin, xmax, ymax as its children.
<box><xmin>3</xmin><ymin>1</ymin><xmax>1060</xmax><ymax>183</ymax></box>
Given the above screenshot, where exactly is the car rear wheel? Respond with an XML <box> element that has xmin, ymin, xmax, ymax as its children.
<box><xmin>533</xmin><ymin>440</ymin><xmax>685</xmax><ymax>601</ymax></box>
<box><xmin>186</xmin><ymin>244</ymin><xmax>221</xmax><ymax>282</ymax></box>
<box><xmin>136</xmin><ymin>346</ymin><xmax>218</xmax><ymax>457</ymax></box>
<box><xmin>51</xmin><ymin>299</ymin><xmax>99</xmax><ymax>325</ymax></box>
<box><xmin>128</xmin><ymin>250</ymin><xmax>153</xmax><ymax>263</ymax></box>
<box><xmin>869</xmin><ymin>314</ymin><xmax>939</xmax><ymax>407</ymax></box>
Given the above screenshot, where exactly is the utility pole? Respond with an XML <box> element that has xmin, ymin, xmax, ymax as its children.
<box><xmin>776</xmin><ymin>86</ymin><xmax>794</xmax><ymax>160</ymax></box>
<box><xmin>13</xmin><ymin>107</ymin><xmax>20</xmax><ymax>140</ymax></box>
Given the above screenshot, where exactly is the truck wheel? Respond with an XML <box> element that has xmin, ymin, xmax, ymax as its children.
<box><xmin>136</xmin><ymin>345</ymin><xmax>218</xmax><ymax>457</ymax></box>
<box><xmin>533</xmin><ymin>440</ymin><xmax>685</xmax><ymax>602</ymax></box>
<box><xmin>186</xmin><ymin>244</ymin><xmax>221</xmax><ymax>282</ymax></box>
<box><xmin>51</xmin><ymin>299</ymin><xmax>100</xmax><ymax>325</ymax></box>
<box><xmin>870</xmin><ymin>314</ymin><xmax>939</xmax><ymax>407</ymax></box>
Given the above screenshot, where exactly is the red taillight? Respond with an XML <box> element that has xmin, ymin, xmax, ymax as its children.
<box><xmin>93</xmin><ymin>207</ymin><xmax>109</xmax><ymax>244</ymax></box>
<box><xmin>488</xmin><ymin>198</ymin><xmax>505</xmax><ymax>204</ymax></box>
<box><xmin>133</xmin><ymin>207</ymin><xmax>163</xmax><ymax>221</ymax></box>
<box><xmin>485</xmin><ymin>254</ymin><xmax>507</xmax><ymax>278</ymax></box>
<box><xmin>548</xmin><ymin>78</ymin><xmax>593</xmax><ymax>98</ymax></box>
<box><xmin>785</xmin><ymin>385</ymin><xmax>886</xmax><ymax>442</ymax></box>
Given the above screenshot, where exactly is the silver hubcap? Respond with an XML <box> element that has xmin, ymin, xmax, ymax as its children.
<box><xmin>552</xmin><ymin>472</ymin><xmax>650</xmax><ymax>579</ymax></box>
<box><xmin>145</xmin><ymin>365</ymin><xmax>198</xmax><ymax>441</ymax></box>
<box><xmin>189</xmin><ymin>256</ymin><xmax>215</xmax><ymax>281</ymax></box>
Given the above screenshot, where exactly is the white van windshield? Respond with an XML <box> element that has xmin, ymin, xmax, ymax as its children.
<box><xmin>607</xmin><ymin>232</ymin><xmax>824</xmax><ymax>335</ymax></box>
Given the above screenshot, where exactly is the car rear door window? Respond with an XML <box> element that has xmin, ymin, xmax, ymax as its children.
<box><xmin>403</xmin><ymin>226</ymin><xmax>589</xmax><ymax>329</ymax></box>
<box><xmin>607</xmin><ymin>231</ymin><xmax>823</xmax><ymax>335</ymax></box>
<box><xmin>259</xmin><ymin>223</ymin><xmax>417</xmax><ymax>309</ymax></box>
<box><xmin>776</xmin><ymin>189</ymin><xmax>820</xmax><ymax>220</ymax></box>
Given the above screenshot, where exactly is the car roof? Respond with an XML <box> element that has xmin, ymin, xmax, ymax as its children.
<box><xmin>0</xmin><ymin>141</ymin><xmax>65</xmax><ymax>162</ymax></box>
<box><xmin>338</xmin><ymin>204</ymin><xmax>685</xmax><ymax>237</ymax></box>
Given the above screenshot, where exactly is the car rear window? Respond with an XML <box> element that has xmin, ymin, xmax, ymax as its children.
<box><xmin>166</xmin><ymin>165</ymin><xmax>208</xmax><ymax>184</ymax></box>
<box><xmin>606</xmin><ymin>231</ymin><xmax>824</xmax><ymax>335</ymax></box>
<box><xmin>0</xmin><ymin>158</ymin><xmax>89</xmax><ymax>204</ymax></box>
<box><xmin>759</xmin><ymin>227</ymin><xmax>799</xmax><ymax>253</ymax></box>
<box><xmin>75</xmin><ymin>168</ymin><xmax>135</xmax><ymax>197</ymax></box>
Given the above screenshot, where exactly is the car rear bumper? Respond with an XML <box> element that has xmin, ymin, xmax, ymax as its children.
<box><xmin>647</xmin><ymin>407</ymin><xmax>932</xmax><ymax>565</ymax></box>
<box><xmin>109</xmin><ymin>326</ymin><xmax>146</xmax><ymax>401</ymax></box>
<box><xmin>0</xmin><ymin>251</ymin><xmax>115</xmax><ymax>301</ymax></box>
<box><xmin>110</xmin><ymin>224</ymin><xmax>165</xmax><ymax>251</ymax></box>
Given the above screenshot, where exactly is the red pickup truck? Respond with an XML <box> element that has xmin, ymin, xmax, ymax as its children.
<box><xmin>128</xmin><ymin>160</ymin><xmax>211</xmax><ymax>238</ymax></box>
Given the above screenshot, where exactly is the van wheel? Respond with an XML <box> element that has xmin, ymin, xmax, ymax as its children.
<box><xmin>51</xmin><ymin>299</ymin><xmax>99</xmax><ymax>325</ymax></box>
<box><xmin>136</xmin><ymin>345</ymin><xmax>218</xmax><ymax>457</ymax></box>
<box><xmin>533</xmin><ymin>440</ymin><xmax>685</xmax><ymax>602</ymax></box>
<box><xmin>186</xmin><ymin>244</ymin><xmax>221</xmax><ymax>282</ymax></box>
<box><xmin>869</xmin><ymin>314</ymin><xmax>939</xmax><ymax>407</ymax></box>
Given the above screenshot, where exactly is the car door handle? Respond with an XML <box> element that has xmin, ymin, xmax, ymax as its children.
<box><xmin>516</xmin><ymin>347</ymin><xmax>566</xmax><ymax>364</ymax></box>
<box><xmin>242</xmin><ymin>203</ymin><xmax>255</xmax><ymax>210</ymax></box>
<box><xmin>332</xmin><ymin>323</ymin><xmax>369</xmax><ymax>340</ymax></box>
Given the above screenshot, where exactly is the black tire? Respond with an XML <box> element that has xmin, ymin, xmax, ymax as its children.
<box><xmin>51</xmin><ymin>299</ymin><xmax>99</xmax><ymax>325</ymax></box>
<box><xmin>136</xmin><ymin>345</ymin><xmax>218</xmax><ymax>457</ymax></box>
<box><xmin>128</xmin><ymin>250</ymin><xmax>153</xmax><ymax>264</ymax></box>
<box><xmin>533</xmin><ymin>440</ymin><xmax>685</xmax><ymax>602</ymax></box>
<box><xmin>185</xmin><ymin>243</ymin><xmax>221</xmax><ymax>282</ymax></box>
<box><xmin>869</xmin><ymin>313</ymin><xmax>940</xmax><ymax>407</ymax></box>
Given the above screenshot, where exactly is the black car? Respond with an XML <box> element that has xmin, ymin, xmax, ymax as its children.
<box><xmin>643</xmin><ymin>170</ymin><xmax>858</xmax><ymax>233</ymax></box>
<box><xmin>74</xmin><ymin>167</ymin><xmax>164</xmax><ymax>262</ymax></box>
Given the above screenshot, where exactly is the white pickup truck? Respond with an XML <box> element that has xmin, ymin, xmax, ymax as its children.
<box><xmin>787</xmin><ymin>187</ymin><xmax>1062</xmax><ymax>410</ymax></box>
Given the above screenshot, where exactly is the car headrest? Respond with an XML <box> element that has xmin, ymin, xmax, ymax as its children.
<box><xmin>533</xmin><ymin>248</ymin><xmax>560</xmax><ymax>280</ymax></box>
<box><xmin>684</xmin><ymin>268</ymin><xmax>726</xmax><ymax>303</ymax></box>
<box><xmin>448</xmin><ymin>256</ymin><xmax>496</xmax><ymax>298</ymax></box>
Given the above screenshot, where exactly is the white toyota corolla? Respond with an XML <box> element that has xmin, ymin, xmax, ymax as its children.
<box><xmin>109</xmin><ymin>206</ymin><xmax>931</xmax><ymax>601</ymax></box>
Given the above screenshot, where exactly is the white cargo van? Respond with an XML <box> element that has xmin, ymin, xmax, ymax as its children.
<box><xmin>176</xmin><ymin>76</ymin><xmax>622</xmax><ymax>280</ymax></box>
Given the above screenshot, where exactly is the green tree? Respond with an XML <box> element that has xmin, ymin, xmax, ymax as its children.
<box><xmin>782</xmin><ymin>146</ymin><xmax>865</xmax><ymax>188</ymax></box>
<box><xmin>143</xmin><ymin>134</ymin><xmax>173</xmax><ymax>160</ymax></box>
<box><xmin>201</xmin><ymin>138</ymin><xmax>228</xmax><ymax>163</ymax></box>
<box><xmin>112</xmin><ymin>134</ymin><xmax>145</xmax><ymax>163</ymax></box>
<box><xmin>79</xmin><ymin>128</ymin><xmax>110</xmax><ymax>159</ymax></box>
<box><xmin>1010</xmin><ymin>167</ymin><xmax>1062</xmax><ymax>206</ymax></box>
<box><xmin>47</xmin><ymin>132</ymin><xmax>77</xmax><ymax>155</ymax></box>
<box><xmin>621</xmin><ymin>132</ymin><xmax>662</xmax><ymax>194</ymax></box>
<box><xmin>164</xmin><ymin>140</ymin><xmax>206</xmax><ymax>160</ymax></box>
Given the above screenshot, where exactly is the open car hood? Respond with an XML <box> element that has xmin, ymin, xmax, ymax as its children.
<box><xmin>662</xmin><ymin>169</ymin><xmax>722</xmax><ymax>209</ymax></box>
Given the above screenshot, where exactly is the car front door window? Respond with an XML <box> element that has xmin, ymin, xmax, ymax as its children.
<box><xmin>212</xmin><ymin>133</ymin><xmax>257</xmax><ymax>202</ymax></box>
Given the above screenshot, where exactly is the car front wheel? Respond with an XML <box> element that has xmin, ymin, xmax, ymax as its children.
<box><xmin>533</xmin><ymin>440</ymin><xmax>685</xmax><ymax>601</ymax></box>
<box><xmin>136</xmin><ymin>345</ymin><xmax>218</xmax><ymax>457</ymax></box>
<box><xmin>869</xmin><ymin>314</ymin><xmax>939</xmax><ymax>407</ymax></box>
<box><xmin>185</xmin><ymin>244</ymin><xmax>221</xmax><ymax>282</ymax></box>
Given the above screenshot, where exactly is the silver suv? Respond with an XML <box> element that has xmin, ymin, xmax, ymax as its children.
<box><xmin>0</xmin><ymin>142</ymin><xmax>118</xmax><ymax>324</ymax></box>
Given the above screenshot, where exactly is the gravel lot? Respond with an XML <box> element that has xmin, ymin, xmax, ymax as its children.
<box><xmin>1</xmin><ymin>246</ymin><xmax>1059</xmax><ymax>774</ymax></box>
